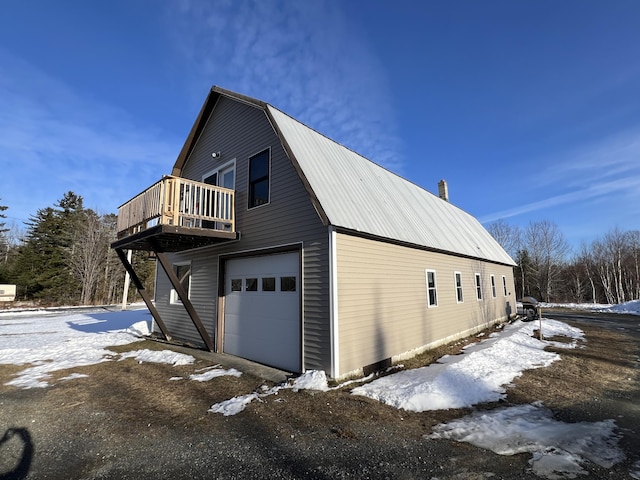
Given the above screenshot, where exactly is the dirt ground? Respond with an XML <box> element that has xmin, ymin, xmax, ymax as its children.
<box><xmin>1</xmin><ymin>312</ymin><xmax>639</xmax><ymax>479</ymax></box>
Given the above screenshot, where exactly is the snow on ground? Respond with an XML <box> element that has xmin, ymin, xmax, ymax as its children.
<box><xmin>189</xmin><ymin>365</ymin><xmax>242</xmax><ymax>382</ymax></box>
<box><xmin>428</xmin><ymin>402</ymin><xmax>624</xmax><ymax>478</ymax></box>
<box><xmin>541</xmin><ymin>299</ymin><xmax>640</xmax><ymax>316</ymax></box>
<box><xmin>208</xmin><ymin>369</ymin><xmax>376</xmax><ymax>416</ymax></box>
<box><xmin>118</xmin><ymin>348</ymin><xmax>195</xmax><ymax>366</ymax></box>
<box><xmin>0</xmin><ymin>307</ymin><xmax>240</xmax><ymax>388</ymax></box>
<box><xmin>211</xmin><ymin>315</ymin><xmax>634</xmax><ymax>478</ymax></box>
<box><xmin>2</xmin><ymin>302</ymin><xmax>639</xmax><ymax>478</ymax></box>
<box><xmin>351</xmin><ymin>319</ymin><xmax>583</xmax><ymax>411</ymax></box>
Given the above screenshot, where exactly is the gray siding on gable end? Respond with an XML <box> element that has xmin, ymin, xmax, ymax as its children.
<box><xmin>154</xmin><ymin>96</ymin><xmax>331</xmax><ymax>372</ymax></box>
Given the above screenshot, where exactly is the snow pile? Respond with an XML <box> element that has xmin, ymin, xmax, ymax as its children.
<box><xmin>126</xmin><ymin>320</ymin><xmax>151</xmax><ymax>336</ymax></box>
<box><xmin>429</xmin><ymin>402</ymin><xmax>624</xmax><ymax>478</ymax></box>
<box><xmin>604</xmin><ymin>299</ymin><xmax>640</xmax><ymax>315</ymax></box>
<box><xmin>189</xmin><ymin>365</ymin><xmax>242</xmax><ymax>382</ymax></box>
<box><xmin>351</xmin><ymin>319</ymin><xmax>583</xmax><ymax>411</ymax></box>
<box><xmin>290</xmin><ymin>369</ymin><xmax>330</xmax><ymax>392</ymax></box>
<box><xmin>209</xmin><ymin>369</ymin><xmax>371</xmax><ymax>416</ymax></box>
<box><xmin>541</xmin><ymin>299</ymin><xmax>640</xmax><ymax>316</ymax></box>
<box><xmin>119</xmin><ymin>349</ymin><xmax>195</xmax><ymax>366</ymax></box>
<box><xmin>209</xmin><ymin>370</ymin><xmax>331</xmax><ymax>416</ymax></box>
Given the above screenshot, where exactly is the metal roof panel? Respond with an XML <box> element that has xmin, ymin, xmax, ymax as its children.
<box><xmin>268</xmin><ymin>105</ymin><xmax>516</xmax><ymax>266</ymax></box>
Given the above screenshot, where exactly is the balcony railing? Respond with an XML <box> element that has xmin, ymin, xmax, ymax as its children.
<box><xmin>116</xmin><ymin>175</ymin><xmax>235</xmax><ymax>238</ymax></box>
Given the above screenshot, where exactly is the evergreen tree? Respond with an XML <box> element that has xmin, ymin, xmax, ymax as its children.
<box><xmin>12</xmin><ymin>192</ymin><xmax>85</xmax><ymax>304</ymax></box>
<box><xmin>0</xmin><ymin>198</ymin><xmax>7</xmax><ymax>234</ymax></box>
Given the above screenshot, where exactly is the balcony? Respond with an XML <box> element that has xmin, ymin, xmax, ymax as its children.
<box><xmin>111</xmin><ymin>175</ymin><xmax>237</xmax><ymax>253</ymax></box>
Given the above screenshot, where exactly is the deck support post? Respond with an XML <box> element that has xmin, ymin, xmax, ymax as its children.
<box><xmin>115</xmin><ymin>248</ymin><xmax>172</xmax><ymax>341</ymax></box>
<box><xmin>150</xmin><ymin>238</ymin><xmax>215</xmax><ymax>352</ymax></box>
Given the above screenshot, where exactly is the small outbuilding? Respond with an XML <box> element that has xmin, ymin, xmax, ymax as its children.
<box><xmin>0</xmin><ymin>284</ymin><xmax>16</xmax><ymax>302</ymax></box>
<box><xmin>112</xmin><ymin>86</ymin><xmax>517</xmax><ymax>379</ymax></box>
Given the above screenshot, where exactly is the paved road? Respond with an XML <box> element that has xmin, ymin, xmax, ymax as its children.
<box><xmin>543</xmin><ymin>308</ymin><xmax>640</xmax><ymax>340</ymax></box>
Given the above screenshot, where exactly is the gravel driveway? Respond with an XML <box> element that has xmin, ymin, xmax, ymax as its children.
<box><xmin>1</xmin><ymin>310</ymin><xmax>639</xmax><ymax>480</ymax></box>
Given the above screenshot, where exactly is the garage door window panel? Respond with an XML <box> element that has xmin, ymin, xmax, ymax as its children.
<box><xmin>281</xmin><ymin>276</ymin><xmax>296</xmax><ymax>292</ymax></box>
<box><xmin>231</xmin><ymin>279</ymin><xmax>242</xmax><ymax>292</ymax></box>
<box><xmin>246</xmin><ymin>278</ymin><xmax>258</xmax><ymax>291</ymax></box>
<box><xmin>262</xmin><ymin>277</ymin><xmax>276</xmax><ymax>292</ymax></box>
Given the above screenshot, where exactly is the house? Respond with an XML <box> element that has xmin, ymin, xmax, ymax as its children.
<box><xmin>112</xmin><ymin>86</ymin><xmax>517</xmax><ymax>379</ymax></box>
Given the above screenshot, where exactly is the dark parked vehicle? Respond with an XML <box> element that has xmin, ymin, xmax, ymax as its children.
<box><xmin>518</xmin><ymin>296</ymin><xmax>539</xmax><ymax>320</ymax></box>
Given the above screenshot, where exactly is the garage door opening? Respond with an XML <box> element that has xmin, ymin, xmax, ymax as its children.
<box><xmin>223</xmin><ymin>251</ymin><xmax>301</xmax><ymax>372</ymax></box>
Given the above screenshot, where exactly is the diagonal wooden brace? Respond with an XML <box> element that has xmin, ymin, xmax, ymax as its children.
<box><xmin>115</xmin><ymin>248</ymin><xmax>172</xmax><ymax>341</ymax></box>
<box><xmin>149</xmin><ymin>238</ymin><xmax>215</xmax><ymax>352</ymax></box>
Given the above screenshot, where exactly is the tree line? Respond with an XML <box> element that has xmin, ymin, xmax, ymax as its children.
<box><xmin>0</xmin><ymin>192</ymin><xmax>154</xmax><ymax>306</ymax></box>
<box><xmin>1</xmin><ymin>194</ymin><xmax>637</xmax><ymax>307</ymax></box>
<box><xmin>487</xmin><ymin>219</ymin><xmax>640</xmax><ymax>304</ymax></box>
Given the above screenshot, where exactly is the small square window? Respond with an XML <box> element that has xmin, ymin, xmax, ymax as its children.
<box><xmin>231</xmin><ymin>279</ymin><xmax>242</xmax><ymax>292</ymax></box>
<box><xmin>262</xmin><ymin>277</ymin><xmax>276</xmax><ymax>292</ymax></box>
<box><xmin>246</xmin><ymin>278</ymin><xmax>258</xmax><ymax>291</ymax></box>
<box><xmin>281</xmin><ymin>276</ymin><xmax>296</xmax><ymax>292</ymax></box>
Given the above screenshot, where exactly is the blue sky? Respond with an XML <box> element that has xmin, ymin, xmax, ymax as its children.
<box><xmin>1</xmin><ymin>0</ymin><xmax>639</xmax><ymax>249</ymax></box>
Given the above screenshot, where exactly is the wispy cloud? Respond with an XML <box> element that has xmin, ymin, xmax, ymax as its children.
<box><xmin>167</xmin><ymin>0</ymin><xmax>403</xmax><ymax>172</ymax></box>
<box><xmin>480</xmin><ymin>128</ymin><xmax>640</xmax><ymax>225</ymax></box>
<box><xmin>0</xmin><ymin>50</ymin><xmax>180</xmax><ymax>220</ymax></box>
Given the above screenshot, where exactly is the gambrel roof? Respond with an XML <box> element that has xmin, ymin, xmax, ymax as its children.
<box><xmin>173</xmin><ymin>86</ymin><xmax>516</xmax><ymax>267</ymax></box>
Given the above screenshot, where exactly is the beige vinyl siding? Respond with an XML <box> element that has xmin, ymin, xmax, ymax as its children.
<box><xmin>155</xmin><ymin>96</ymin><xmax>330</xmax><ymax>372</ymax></box>
<box><xmin>335</xmin><ymin>232</ymin><xmax>516</xmax><ymax>377</ymax></box>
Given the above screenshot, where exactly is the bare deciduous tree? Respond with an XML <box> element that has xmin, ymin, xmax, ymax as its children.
<box><xmin>486</xmin><ymin>219</ymin><xmax>521</xmax><ymax>259</ymax></box>
<box><xmin>522</xmin><ymin>220</ymin><xmax>570</xmax><ymax>302</ymax></box>
<box><xmin>67</xmin><ymin>210</ymin><xmax>110</xmax><ymax>305</ymax></box>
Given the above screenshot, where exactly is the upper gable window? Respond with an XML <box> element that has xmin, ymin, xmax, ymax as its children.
<box><xmin>248</xmin><ymin>149</ymin><xmax>270</xmax><ymax>208</ymax></box>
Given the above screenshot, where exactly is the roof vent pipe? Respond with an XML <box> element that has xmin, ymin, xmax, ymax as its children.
<box><xmin>438</xmin><ymin>179</ymin><xmax>449</xmax><ymax>202</ymax></box>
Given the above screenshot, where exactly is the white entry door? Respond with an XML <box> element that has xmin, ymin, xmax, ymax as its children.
<box><xmin>223</xmin><ymin>252</ymin><xmax>300</xmax><ymax>372</ymax></box>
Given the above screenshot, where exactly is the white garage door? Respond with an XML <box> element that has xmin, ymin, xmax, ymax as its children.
<box><xmin>224</xmin><ymin>252</ymin><xmax>300</xmax><ymax>372</ymax></box>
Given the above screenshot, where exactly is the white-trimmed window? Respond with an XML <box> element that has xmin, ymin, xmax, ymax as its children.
<box><xmin>454</xmin><ymin>272</ymin><xmax>463</xmax><ymax>303</ymax></box>
<box><xmin>248</xmin><ymin>149</ymin><xmax>270</xmax><ymax>208</ymax></box>
<box><xmin>490</xmin><ymin>274</ymin><xmax>497</xmax><ymax>298</ymax></box>
<box><xmin>502</xmin><ymin>275</ymin><xmax>508</xmax><ymax>296</ymax></box>
<box><xmin>202</xmin><ymin>160</ymin><xmax>236</xmax><ymax>230</ymax></box>
<box><xmin>475</xmin><ymin>273</ymin><xmax>482</xmax><ymax>300</ymax></box>
<box><xmin>426</xmin><ymin>269</ymin><xmax>438</xmax><ymax>307</ymax></box>
<box><xmin>170</xmin><ymin>262</ymin><xmax>191</xmax><ymax>304</ymax></box>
